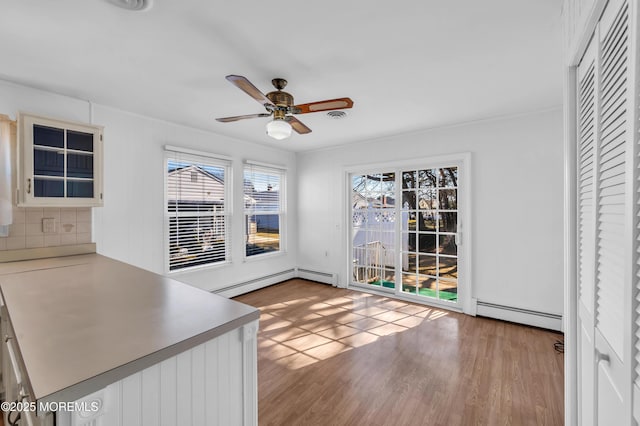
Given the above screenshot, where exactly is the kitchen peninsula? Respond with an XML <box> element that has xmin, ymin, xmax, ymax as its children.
<box><xmin>0</xmin><ymin>253</ymin><xmax>259</xmax><ymax>426</ymax></box>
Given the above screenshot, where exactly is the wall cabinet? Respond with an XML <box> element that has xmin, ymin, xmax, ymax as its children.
<box><xmin>17</xmin><ymin>113</ymin><xmax>103</xmax><ymax>207</ymax></box>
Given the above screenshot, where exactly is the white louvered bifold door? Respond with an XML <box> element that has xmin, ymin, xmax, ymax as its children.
<box><xmin>595</xmin><ymin>0</ymin><xmax>630</xmax><ymax>423</ymax></box>
<box><xmin>595</xmin><ymin>0</ymin><xmax>628</xmax><ymax>361</ymax></box>
<box><xmin>574</xmin><ymin>0</ymin><xmax>637</xmax><ymax>423</ymax></box>
<box><xmin>594</xmin><ymin>0</ymin><xmax>634</xmax><ymax>423</ymax></box>
<box><xmin>576</xmin><ymin>35</ymin><xmax>597</xmax><ymax>426</ymax></box>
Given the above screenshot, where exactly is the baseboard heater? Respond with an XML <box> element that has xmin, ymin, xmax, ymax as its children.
<box><xmin>214</xmin><ymin>268</ymin><xmax>296</xmax><ymax>298</ymax></box>
<box><xmin>296</xmin><ymin>268</ymin><xmax>338</xmax><ymax>286</ymax></box>
<box><xmin>214</xmin><ymin>268</ymin><xmax>338</xmax><ymax>298</ymax></box>
<box><xmin>476</xmin><ymin>300</ymin><xmax>562</xmax><ymax>331</ymax></box>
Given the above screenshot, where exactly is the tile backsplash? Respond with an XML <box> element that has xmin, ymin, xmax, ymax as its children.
<box><xmin>0</xmin><ymin>207</ymin><xmax>92</xmax><ymax>251</ymax></box>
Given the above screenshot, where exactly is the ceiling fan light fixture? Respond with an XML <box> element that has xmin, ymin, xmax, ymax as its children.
<box><xmin>266</xmin><ymin>119</ymin><xmax>292</xmax><ymax>140</ymax></box>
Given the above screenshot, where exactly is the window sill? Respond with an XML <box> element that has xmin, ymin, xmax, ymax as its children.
<box><xmin>166</xmin><ymin>260</ymin><xmax>231</xmax><ymax>276</ymax></box>
<box><xmin>243</xmin><ymin>250</ymin><xmax>286</xmax><ymax>263</ymax></box>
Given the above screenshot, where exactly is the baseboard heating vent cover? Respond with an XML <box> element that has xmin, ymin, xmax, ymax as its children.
<box><xmin>213</xmin><ymin>269</ymin><xmax>296</xmax><ymax>298</ymax></box>
<box><xmin>296</xmin><ymin>268</ymin><xmax>338</xmax><ymax>286</ymax></box>
<box><xmin>476</xmin><ymin>300</ymin><xmax>562</xmax><ymax>331</ymax></box>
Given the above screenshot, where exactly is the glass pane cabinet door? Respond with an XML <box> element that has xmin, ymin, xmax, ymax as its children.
<box><xmin>20</xmin><ymin>113</ymin><xmax>102</xmax><ymax>206</ymax></box>
<box><xmin>33</xmin><ymin>125</ymin><xmax>65</xmax><ymax>197</ymax></box>
<box><xmin>32</xmin><ymin>126</ymin><xmax>95</xmax><ymax>198</ymax></box>
<box><xmin>66</xmin><ymin>130</ymin><xmax>95</xmax><ymax>198</ymax></box>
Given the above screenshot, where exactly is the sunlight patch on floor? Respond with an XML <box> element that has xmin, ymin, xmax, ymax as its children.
<box><xmin>255</xmin><ymin>292</ymin><xmax>450</xmax><ymax>370</ymax></box>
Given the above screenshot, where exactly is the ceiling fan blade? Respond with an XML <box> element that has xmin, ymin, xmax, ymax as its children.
<box><xmin>293</xmin><ymin>97</ymin><xmax>353</xmax><ymax>114</ymax></box>
<box><xmin>216</xmin><ymin>113</ymin><xmax>271</xmax><ymax>123</ymax></box>
<box><xmin>285</xmin><ymin>116</ymin><xmax>312</xmax><ymax>134</ymax></box>
<box><xmin>225</xmin><ymin>75</ymin><xmax>275</xmax><ymax>107</ymax></box>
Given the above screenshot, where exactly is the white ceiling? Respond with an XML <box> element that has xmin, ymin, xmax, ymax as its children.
<box><xmin>0</xmin><ymin>0</ymin><xmax>562</xmax><ymax>152</ymax></box>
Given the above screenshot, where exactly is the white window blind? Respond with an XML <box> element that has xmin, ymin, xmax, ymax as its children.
<box><xmin>243</xmin><ymin>163</ymin><xmax>285</xmax><ymax>257</ymax></box>
<box><xmin>165</xmin><ymin>148</ymin><xmax>231</xmax><ymax>271</ymax></box>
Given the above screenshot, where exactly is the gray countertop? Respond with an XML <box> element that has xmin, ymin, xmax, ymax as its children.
<box><xmin>0</xmin><ymin>254</ymin><xmax>259</xmax><ymax>405</ymax></box>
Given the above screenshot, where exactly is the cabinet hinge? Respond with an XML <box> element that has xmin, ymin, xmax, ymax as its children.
<box><xmin>100</xmin><ymin>134</ymin><xmax>103</xmax><ymax>142</ymax></box>
<box><xmin>100</xmin><ymin>193</ymin><xmax>103</xmax><ymax>200</ymax></box>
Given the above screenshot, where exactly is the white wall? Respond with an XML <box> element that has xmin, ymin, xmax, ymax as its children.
<box><xmin>0</xmin><ymin>78</ymin><xmax>563</xmax><ymax>316</ymax></box>
<box><xmin>297</xmin><ymin>108</ymin><xmax>564</xmax><ymax>317</ymax></box>
<box><xmin>0</xmin><ymin>80</ymin><xmax>298</xmax><ymax>292</ymax></box>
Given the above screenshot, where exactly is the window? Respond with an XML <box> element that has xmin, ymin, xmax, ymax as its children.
<box><xmin>165</xmin><ymin>147</ymin><xmax>230</xmax><ymax>272</ymax></box>
<box><xmin>244</xmin><ymin>162</ymin><xmax>285</xmax><ymax>257</ymax></box>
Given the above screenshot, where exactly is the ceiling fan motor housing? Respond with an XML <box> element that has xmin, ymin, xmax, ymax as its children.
<box><xmin>267</xmin><ymin>87</ymin><xmax>294</xmax><ymax>121</ymax></box>
<box><xmin>266</xmin><ymin>90</ymin><xmax>294</xmax><ymax>107</ymax></box>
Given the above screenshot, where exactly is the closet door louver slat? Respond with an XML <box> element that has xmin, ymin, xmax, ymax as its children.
<box><xmin>595</xmin><ymin>1</ymin><xmax>629</xmax><ymax>360</ymax></box>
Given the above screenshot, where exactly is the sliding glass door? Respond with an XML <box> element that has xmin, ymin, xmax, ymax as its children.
<box><xmin>352</xmin><ymin>172</ymin><xmax>397</xmax><ymax>290</ymax></box>
<box><xmin>399</xmin><ymin>168</ymin><xmax>458</xmax><ymax>301</ymax></box>
<box><xmin>350</xmin><ymin>161</ymin><xmax>463</xmax><ymax>307</ymax></box>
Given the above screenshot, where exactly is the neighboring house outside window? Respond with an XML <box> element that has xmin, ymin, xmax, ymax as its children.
<box><xmin>243</xmin><ymin>163</ymin><xmax>285</xmax><ymax>257</ymax></box>
<box><xmin>165</xmin><ymin>148</ymin><xmax>230</xmax><ymax>272</ymax></box>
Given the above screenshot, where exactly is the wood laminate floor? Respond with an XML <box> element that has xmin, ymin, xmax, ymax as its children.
<box><xmin>234</xmin><ymin>279</ymin><xmax>564</xmax><ymax>426</ymax></box>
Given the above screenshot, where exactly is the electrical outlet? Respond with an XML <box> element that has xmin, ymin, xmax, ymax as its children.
<box><xmin>42</xmin><ymin>217</ymin><xmax>57</xmax><ymax>234</ymax></box>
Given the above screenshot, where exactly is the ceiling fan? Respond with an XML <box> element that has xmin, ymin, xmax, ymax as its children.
<box><xmin>216</xmin><ymin>75</ymin><xmax>354</xmax><ymax>140</ymax></box>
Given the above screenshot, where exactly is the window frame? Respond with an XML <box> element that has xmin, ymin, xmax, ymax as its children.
<box><xmin>164</xmin><ymin>146</ymin><xmax>232</xmax><ymax>274</ymax></box>
<box><xmin>243</xmin><ymin>161</ymin><xmax>286</xmax><ymax>260</ymax></box>
<box><xmin>344</xmin><ymin>152</ymin><xmax>472</xmax><ymax>314</ymax></box>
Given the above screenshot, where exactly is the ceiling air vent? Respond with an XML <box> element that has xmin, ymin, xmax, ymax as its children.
<box><xmin>326</xmin><ymin>110</ymin><xmax>347</xmax><ymax>119</ymax></box>
<box><xmin>105</xmin><ymin>0</ymin><xmax>152</xmax><ymax>11</ymax></box>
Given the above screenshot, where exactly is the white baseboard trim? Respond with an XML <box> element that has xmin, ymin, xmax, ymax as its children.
<box><xmin>468</xmin><ymin>297</ymin><xmax>478</xmax><ymax>316</ymax></box>
<box><xmin>213</xmin><ymin>269</ymin><xmax>296</xmax><ymax>298</ymax></box>
<box><xmin>476</xmin><ymin>300</ymin><xmax>563</xmax><ymax>331</ymax></box>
